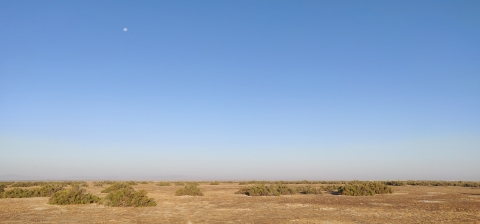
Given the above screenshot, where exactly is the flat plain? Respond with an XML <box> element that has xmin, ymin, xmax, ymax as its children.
<box><xmin>0</xmin><ymin>182</ymin><xmax>479</xmax><ymax>223</ymax></box>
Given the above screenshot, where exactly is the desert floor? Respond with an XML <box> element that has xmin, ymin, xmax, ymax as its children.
<box><xmin>0</xmin><ymin>182</ymin><xmax>479</xmax><ymax>223</ymax></box>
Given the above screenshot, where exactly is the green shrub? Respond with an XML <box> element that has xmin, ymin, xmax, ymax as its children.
<box><xmin>236</xmin><ymin>184</ymin><xmax>296</xmax><ymax>196</ymax></box>
<box><xmin>156</xmin><ymin>182</ymin><xmax>171</xmax><ymax>186</ymax></box>
<box><xmin>101</xmin><ymin>183</ymin><xmax>132</xmax><ymax>193</ymax></box>
<box><xmin>93</xmin><ymin>182</ymin><xmax>103</xmax><ymax>187</ymax></box>
<box><xmin>338</xmin><ymin>182</ymin><xmax>392</xmax><ymax>196</ymax></box>
<box><xmin>383</xmin><ymin>181</ymin><xmax>406</xmax><ymax>186</ymax></box>
<box><xmin>124</xmin><ymin>181</ymin><xmax>138</xmax><ymax>185</ymax></box>
<box><xmin>2</xmin><ymin>184</ymin><xmax>64</xmax><ymax>198</ymax></box>
<box><xmin>296</xmin><ymin>185</ymin><xmax>323</xmax><ymax>195</ymax></box>
<box><xmin>209</xmin><ymin>181</ymin><xmax>220</xmax><ymax>185</ymax></box>
<box><xmin>98</xmin><ymin>181</ymin><xmax>117</xmax><ymax>185</ymax></box>
<box><xmin>175</xmin><ymin>184</ymin><xmax>204</xmax><ymax>196</ymax></box>
<box><xmin>321</xmin><ymin>185</ymin><xmax>339</xmax><ymax>192</ymax></box>
<box><xmin>174</xmin><ymin>182</ymin><xmax>184</xmax><ymax>186</ymax></box>
<box><xmin>103</xmin><ymin>187</ymin><xmax>156</xmax><ymax>207</ymax></box>
<box><xmin>138</xmin><ymin>181</ymin><xmax>148</xmax><ymax>184</ymax></box>
<box><xmin>10</xmin><ymin>182</ymin><xmax>45</xmax><ymax>187</ymax></box>
<box><xmin>49</xmin><ymin>185</ymin><xmax>100</xmax><ymax>205</ymax></box>
<box><xmin>0</xmin><ymin>184</ymin><xmax>5</xmax><ymax>194</ymax></box>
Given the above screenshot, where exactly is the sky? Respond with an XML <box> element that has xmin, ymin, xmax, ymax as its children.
<box><xmin>1</xmin><ymin>0</ymin><xmax>479</xmax><ymax>180</ymax></box>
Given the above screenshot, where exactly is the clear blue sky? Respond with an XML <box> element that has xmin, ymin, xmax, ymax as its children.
<box><xmin>1</xmin><ymin>0</ymin><xmax>479</xmax><ymax>180</ymax></box>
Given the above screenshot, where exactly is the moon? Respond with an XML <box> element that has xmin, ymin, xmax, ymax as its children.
<box><xmin>123</xmin><ymin>28</ymin><xmax>128</xmax><ymax>32</ymax></box>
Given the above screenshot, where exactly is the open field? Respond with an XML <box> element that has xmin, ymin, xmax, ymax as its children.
<box><xmin>1</xmin><ymin>181</ymin><xmax>479</xmax><ymax>223</ymax></box>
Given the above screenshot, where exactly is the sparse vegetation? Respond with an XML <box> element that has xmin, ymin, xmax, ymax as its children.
<box><xmin>236</xmin><ymin>184</ymin><xmax>296</xmax><ymax>196</ymax></box>
<box><xmin>1</xmin><ymin>184</ymin><xmax>64</xmax><ymax>198</ymax></box>
<box><xmin>383</xmin><ymin>181</ymin><xmax>407</xmax><ymax>186</ymax></box>
<box><xmin>209</xmin><ymin>181</ymin><xmax>220</xmax><ymax>185</ymax></box>
<box><xmin>93</xmin><ymin>182</ymin><xmax>103</xmax><ymax>187</ymax></box>
<box><xmin>101</xmin><ymin>183</ymin><xmax>132</xmax><ymax>193</ymax></box>
<box><xmin>338</xmin><ymin>182</ymin><xmax>392</xmax><ymax>196</ymax></box>
<box><xmin>174</xmin><ymin>182</ymin><xmax>184</xmax><ymax>186</ymax></box>
<box><xmin>0</xmin><ymin>184</ymin><xmax>6</xmax><ymax>194</ymax></box>
<box><xmin>156</xmin><ymin>182</ymin><xmax>171</xmax><ymax>186</ymax></box>
<box><xmin>49</xmin><ymin>185</ymin><xmax>100</xmax><ymax>205</ymax></box>
<box><xmin>296</xmin><ymin>185</ymin><xmax>323</xmax><ymax>195</ymax></box>
<box><xmin>103</xmin><ymin>186</ymin><xmax>156</xmax><ymax>207</ymax></box>
<box><xmin>175</xmin><ymin>183</ymin><xmax>204</xmax><ymax>196</ymax></box>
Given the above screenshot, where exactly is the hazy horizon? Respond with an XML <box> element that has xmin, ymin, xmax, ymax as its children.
<box><xmin>1</xmin><ymin>0</ymin><xmax>479</xmax><ymax>180</ymax></box>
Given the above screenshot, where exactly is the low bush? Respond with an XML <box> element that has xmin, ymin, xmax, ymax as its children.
<box><xmin>383</xmin><ymin>181</ymin><xmax>407</xmax><ymax>186</ymax></box>
<box><xmin>49</xmin><ymin>185</ymin><xmax>100</xmax><ymax>205</ymax></box>
<box><xmin>296</xmin><ymin>185</ymin><xmax>323</xmax><ymax>195</ymax></box>
<box><xmin>93</xmin><ymin>182</ymin><xmax>103</xmax><ymax>187</ymax></box>
<box><xmin>124</xmin><ymin>181</ymin><xmax>138</xmax><ymax>185</ymax></box>
<box><xmin>103</xmin><ymin>187</ymin><xmax>156</xmax><ymax>207</ymax></box>
<box><xmin>10</xmin><ymin>182</ymin><xmax>45</xmax><ymax>187</ymax></box>
<box><xmin>101</xmin><ymin>183</ymin><xmax>132</xmax><ymax>193</ymax></box>
<box><xmin>0</xmin><ymin>184</ymin><xmax>6</xmax><ymax>194</ymax></box>
<box><xmin>321</xmin><ymin>185</ymin><xmax>339</xmax><ymax>192</ymax></box>
<box><xmin>156</xmin><ymin>182</ymin><xmax>171</xmax><ymax>186</ymax></box>
<box><xmin>236</xmin><ymin>184</ymin><xmax>296</xmax><ymax>196</ymax></box>
<box><xmin>2</xmin><ymin>184</ymin><xmax>64</xmax><ymax>198</ymax></box>
<box><xmin>138</xmin><ymin>181</ymin><xmax>148</xmax><ymax>184</ymax></box>
<box><xmin>174</xmin><ymin>182</ymin><xmax>184</xmax><ymax>186</ymax></box>
<box><xmin>98</xmin><ymin>181</ymin><xmax>117</xmax><ymax>185</ymax></box>
<box><xmin>338</xmin><ymin>182</ymin><xmax>392</xmax><ymax>196</ymax></box>
<box><xmin>209</xmin><ymin>181</ymin><xmax>220</xmax><ymax>185</ymax></box>
<box><xmin>175</xmin><ymin>184</ymin><xmax>204</xmax><ymax>196</ymax></box>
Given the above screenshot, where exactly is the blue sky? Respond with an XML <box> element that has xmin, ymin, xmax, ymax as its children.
<box><xmin>1</xmin><ymin>0</ymin><xmax>479</xmax><ymax>180</ymax></box>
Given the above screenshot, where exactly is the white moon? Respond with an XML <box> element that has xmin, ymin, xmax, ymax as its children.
<box><xmin>123</xmin><ymin>28</ymin><xmax>128</xmax><ymax>32</ymax></box>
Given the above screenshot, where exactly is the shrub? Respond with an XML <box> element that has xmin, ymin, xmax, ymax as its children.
<box><xmin>175</xmin><ymin>184</ymin><xmax>204</xmax><ymax>196</ymax></box>
<box><xmin>296</xmin><ymin>185</ymin><xmax>323</xmax><ymax>195</ymax></box>
<box><xmin>124</xmin><ymin>181</ymin><xmax>138</xmax><ymax>185</ymax></box>
<box><xmin>93</xmin><ymin>182</ymin><xmax>103</xmax><ymax>187</ymax></box>
<box><xmin>2</xmin><ymin>184</ymin><xmax>64</xmax><ymax>198</ymax></box>
<box><xmin>49</xmin><ymin>185</ymin><xmax>100</xmax><ymax>205</ymax></box>
<box><xmin>98</xmin><ymin>181</ymin><xmax>117</xmax><ymax>185</ymax></box>
<box><xmin>174</xmin><ymin>182</ymin><xmax>184</xmax><ymax>186</ymax></box>
<box><xmin>383</xmin><ymin>181</ymin><xmax>406</xmax><ymax>186</ymax></box>
<box><xmin>138</xmin><ymin>181</ymin><xmax>148</xmax><ymax>184</ymax></box>
<box><xmin>338</xmin><ymin>182</ymin><xmax>392</xmax><ymax>196</ymax></box>
<box><xmin>236</xmin><ymin>184</ymin><xmax>296</xmax><ymax>196</ymax></box>
<box><xmin>156</xmin><ymin>182</ymin><xmax>171</xmax><ymax>186</ymax></box>
<box><xmin>103</xmin><ymin>187</ymin><xmax>156</xmax><ymax>207</ymax></box>
<box><xmin>10</xmin><ymin>182</ymin><xmax>45</xmax><ymax>187</ymax></box>
<box><xmin>209</xmin><ymin>181</ymin><xmax>220</xmax><ymax>185</ymax></box>
<box><xmin>321</xmin><ymin>185</ymin><xmax>339</xmax><ymax>192</ymax></box>
<box><xmin>101</xmin><ymin>183</ymin><xmax>132</xmax><ymax>193</ymax></box>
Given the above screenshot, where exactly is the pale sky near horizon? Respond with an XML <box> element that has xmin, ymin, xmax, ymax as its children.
<box><xmin>1</xmin><ymin>0</ymin><xmax>479</xmax><ymax>180</ymax></box>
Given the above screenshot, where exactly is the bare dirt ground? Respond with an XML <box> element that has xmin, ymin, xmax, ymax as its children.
<box><xmin>1</xmin><ymin>182</ymin><xmax>479</xmax><ymax>223</ymax></box>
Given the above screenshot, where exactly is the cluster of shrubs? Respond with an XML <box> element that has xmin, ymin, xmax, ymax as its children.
<box><xmin>296</xmin><ymin>185</ymin><xmax>323</xmax><ymax>195</ymax></box>
<box><xmin>174</xmin><ymin>182</ymin><xmax>185</xmax><ymax>186</ymax></box>
<box><xmin>209</xmin><ymin>181</ymin><xmax>220</xmax><ymax>185</ymax></box>
<box><xmin>238</xmin><ymin>180</ymin><xmax>349</xmax><ymax>185</ymax></box>
<box><xmin>175</xmin><ymin>183</ymin><xmax>204</xmax><ymax>196</ymax></box>
<box><xmin>156</xmin><ymin>182</ymin><xmax>171</xmax><ymax>186</ymax></box>
<box><xmin>102</xmin><ymin>183</ymin><xmax>156</xmax><ymax>207</ymax></box>
<box><xmin>0</xmin><ymin>184</ymin><xmax>6</xmax><ymax>194</ymax></box>
<box><xmin>236</xmin><ymin>184</ymin><xmax>296</xmax><ymax>196</ymax></box>
<box><xmin>338</xmin><ymin>182</ymin><xmax>393</xmax><ymax>196</ymax></box>
<box><xmin>49</xmin><ymin>185</ymin><xmax>100</xmax><ymax>205</ymax></box>
<box><xmin>1</xmin><ymin>184</ymin><xmax>64</xmax><ymax>198</ymax></box>
<box><xmin>7</xmin><ymin>181</ymin><xmax>88</xmax><ymax>188</ymax></box>
<box><xmin>405</xmin><ymin>180</ymin><xmax>479</xmax><ymax>187</ymax></box>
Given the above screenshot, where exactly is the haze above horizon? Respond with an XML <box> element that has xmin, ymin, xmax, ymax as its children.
<box><xmin>1</xmin><ymin>0</ymin><xmax>479</xmax><ymax>180</ymax></box>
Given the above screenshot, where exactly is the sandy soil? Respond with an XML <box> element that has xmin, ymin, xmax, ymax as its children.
<box><xmin>0</xmin><ymin>182</ymin><xmax>479</xmax><ymax>223</ymax></box>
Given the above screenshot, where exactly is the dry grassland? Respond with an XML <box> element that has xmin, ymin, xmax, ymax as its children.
<box><xmin>0</xmin><ymin>182</ymin><xmax>479</xmax><ymax>223</ymax></box>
